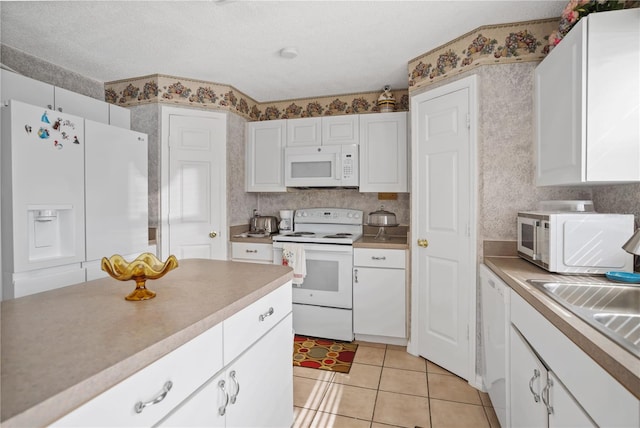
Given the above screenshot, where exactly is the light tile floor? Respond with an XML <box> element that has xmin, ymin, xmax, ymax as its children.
<box><xmin>293</xmin><ymin>341</ymin><xmax>499</xmax><ymax>428</ymax></box>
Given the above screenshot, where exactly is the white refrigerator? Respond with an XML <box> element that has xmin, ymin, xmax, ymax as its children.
<box><xmin>1</xmin><ymin>100</ymin><xmax>148</xmax><ymax>299</ymax></box>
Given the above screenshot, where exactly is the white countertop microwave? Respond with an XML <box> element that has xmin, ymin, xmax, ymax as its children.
<box><xmin>284</xmin><ymin>144</ymin><xmax>358</xmax><ymax>187</ymax></box>
<box><xmin>517</xmin><ymin>211</ymin><xmax>634</xmax><ymax>274</ymax></box>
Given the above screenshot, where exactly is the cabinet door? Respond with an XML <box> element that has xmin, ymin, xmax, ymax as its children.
<box><xmin>353</xmin><ymin>266</ymin><xmax>405</xmax><ymax>338</ymax></box>
<box><xmin>535</xmin><ymin>17</ymin><xmax>585</xmax><ymax>186</ymax></box>
<box><xmin>585</xmin><ymin>9</ymin><xmax>640</xmax><ymax>182</ymax></box>
<box><xmin>510</xmin><ymin>325</ymin><xmax>548</xmax><ymax>428</ymax></box>
<box><xmin>109</xmin><ymin>104</ymin><xmax>131</xmax><ymax>128</ymax></box>
<box><xmin>548</xmin><ymin>372</ymin><xmax>595</xmax><ymax>428</ymax></box>
<box><xmin>286</xmin><ymin>117</ymin><xmax>321</xmax><ymax>146</ymax></box>
<box><xmin>246</xmin><ymin>120</ymin><xmax>286</xmax><ymax>192</ymax></box>
<box><xmin>84</xmin><ymin>121</ymin><xmax>148</xmax><ymax>261</ymax></box>
<box><xmin>1</xmin><ymin>69</ymin><xmax>55</xmax><ymax>108</ymax></box>
<box><xmin>359</xmin><ymin>112</ymin><xmax>408</xmax><ymax>192</ymax></box>
<box><xmin>322</xmin><ymin>115</ymin><xmax>359</xmax><ymax>145</ymax></box>
<box><xmin>158</xmin><ymin>370</ymin><xmax>226</xmax><ymax>428</ymax></box>
<box><xmin>54</xmin><ymin>87</ymin><xmax>109</xmax><ymax>124</ymax></box>
<box><xmin>225</xmin><ymin>313</ymin><xmax>293</xmax><ymax>428</ymax></box>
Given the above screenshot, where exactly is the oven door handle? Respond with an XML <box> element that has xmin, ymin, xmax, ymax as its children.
<box><xmin>272</xmin><ymin>242</ymin><xmax>353</xmax><ymax>253</ymax></box>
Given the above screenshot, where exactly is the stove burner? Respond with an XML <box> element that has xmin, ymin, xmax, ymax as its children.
<box><xmin>324</xmin><ymin>233</ymin><xmax>352</xmax><ymax>239</ymax></box>
<box><xmin>287</xmin><ymin>231</ymin><xmax>315</xmax><ymax>237</ymax></box>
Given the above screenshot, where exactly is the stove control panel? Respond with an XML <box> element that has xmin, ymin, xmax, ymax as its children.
<box><xmin>295</xmin><ymin>208</ymin><xmax>363</xmax><ymax>225</ymax></box>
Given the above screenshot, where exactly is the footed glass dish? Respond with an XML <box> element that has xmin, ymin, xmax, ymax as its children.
<box><xmin>101</xmin><ymin>253</ymin><xmax>179</xmax><ymax>301</ymax></box>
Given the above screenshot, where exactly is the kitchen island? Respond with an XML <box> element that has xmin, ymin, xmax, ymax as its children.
<box><xmin>1</xmin><ymin>259</ymin><xmax>293</xmax><ymax>427</ymax></box>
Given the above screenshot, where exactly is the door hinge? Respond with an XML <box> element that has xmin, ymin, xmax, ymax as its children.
<box><xmin>466</xmin><ymin>113</ymin><xmax>470</xmax><ymax>130</ymax></box>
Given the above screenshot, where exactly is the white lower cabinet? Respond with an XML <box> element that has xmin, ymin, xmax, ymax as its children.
<box><xmin>510</xmin><ymin>325</ymin><xmax>594</xmax><ymax>428</ymax></box>
<box><xmin>509</xmin><ymin>289</ymin><xmax>639</xmax><ymax>427</ymax></box>
<box><xmin>353</xmin><ymin>248</ymin><xmax>406</xmax><ymax>342</ymax></box>
<box><xmin>53</xmin><ymin>282</ymin><xmax>293</xmax><ymax>428</ymax></box>
<box><xmin>160</xmin><ymin>313</ymin><xmax>293</xmax><ymax>428</ymax></box>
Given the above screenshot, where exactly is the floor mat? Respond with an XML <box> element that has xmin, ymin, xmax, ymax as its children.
<box><xmin>293</xmin><ymin>335</ymin><xmax>358</xmax><ymax>373</ymax></box>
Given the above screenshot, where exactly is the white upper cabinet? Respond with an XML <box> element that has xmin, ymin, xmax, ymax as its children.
<box><xmin>535</xmin><ymin>9</ymin><xmax>640</xmax><ymax>186</ymax></box>
<box><xmin>1</xmin><ymin>69</ymin><xmax>54</xmax><ymax>108</ymax></box>
<box><xmin>108</xmin><ymin>103</ymin><xmax>131</xmax><ymax>129</ymax></box>
<box><xmin>286</xmin><ymin>116</ymin><xmax>359</xmax><ymax>146</ymax></box>
<box><xmin>322</xmin><ymin>115</ymin><xmax>359</xmax><ymax>145</ymax></box>
<box><xmin>246</xmin><ymin>120</ymin><xmax>287</xmax><ymax>192</ymax></box>
<box><xmin>53</xmin><ymin>86</ymin><xmax>109</xmax><ymax>124</ymax></box>
<box><xmin>1</xmin><ymin>69</ymin><xmax>113</xmax><ymax>125</ymax></box>
<box><xmin>359</xmin><ymin>112</ymin><xmax>408</xmax><ymax>192</ymax></box>
<box><xmin>286</xmin><ymin>117</ymin><xmax>321</xmax><ymax>146</ymax></box>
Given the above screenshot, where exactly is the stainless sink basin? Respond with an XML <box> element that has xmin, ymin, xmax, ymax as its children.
<box><xmin>527</xmin><ymin>280</ymin><xmax>640</xmax><ymax>357</ymax></box>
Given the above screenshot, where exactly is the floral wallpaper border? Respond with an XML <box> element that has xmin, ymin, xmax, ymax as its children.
<box><xmin>407</xmin><ymin>18</ymin><xmax>559</xmax><ymax>92</ymax></box>
<box><xmin>104</xmin><ymin>74</ymin><xmax>408</xmax><ymax>121</ymax></box>
<box><xmin>104</xmin><ymin>18</ymin><xmax>561</xmax><ymax>119</ymax></box>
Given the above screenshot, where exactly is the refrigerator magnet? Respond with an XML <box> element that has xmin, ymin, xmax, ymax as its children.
<box><xmin>37</xmin><ymin>127</ymin><xmax>50</xmax><ymax>139</ymax></box>
<box><xmin>25</xmin><ymin>125</ymin><xmax>32</xmax><ymax>134</ymax></box>
<box><xmin>73</xmin><ymin>136</ymin><xmax>80</xmax><ymax>144</ymax></box>
<box><xmin>41</xmin><ymin>111</ymin><xmax>50</xmax><ymax>123</ymax></box>
<box><xmin>54</xmin><ymin>140</ymin><xmax>63</xmax><ymax>149</ymax></box>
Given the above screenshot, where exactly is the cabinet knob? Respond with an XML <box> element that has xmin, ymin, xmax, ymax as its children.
<box><xmin>417</xmin><ymin>239</ymin><xmax>429</xmax><ymax>248</ymax></box>
<box><xmin>209</xmin><ymin>231</ymin><xmax>218</xmax><ymax>238</ymax></box>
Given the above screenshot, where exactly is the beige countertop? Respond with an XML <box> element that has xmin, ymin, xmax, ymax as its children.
<box><xmin>355</xmin><ymin>225</ymin><xmax>409</xmax><ymax>249</ymax></box>
<box><xmin>1</xmin><ymin>259</ymin><xmax>293</xmax><ymax>427</ymax></box>
<box><xmin>484</xmin><ymin>256</ymin><xmax>639</xmax><ymax>399</ymax></box>
<box><xmin>354</xmin><ymin>235</ymin><xmax>409</xmax><ymax>249</ymax></box>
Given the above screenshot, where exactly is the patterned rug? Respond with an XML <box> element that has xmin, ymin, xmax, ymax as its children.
<box><xmin>293</xmin><ymin>335</ymin><xmax>358</xmax><ymax>373</ymax></box>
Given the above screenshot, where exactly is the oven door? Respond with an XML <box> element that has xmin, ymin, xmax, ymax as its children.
<box><xmin>273</xmin><ymin>242</ymin><xmax>353</xmax><ymax>308</ymax></box>
<box><xmin>284</xmin><ymin>146</ymin><xmax>340</xmax><ymax>187</ymax></box>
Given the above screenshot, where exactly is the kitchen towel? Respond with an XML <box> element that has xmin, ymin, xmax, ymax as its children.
<box><xmin>282</xmin><ymin>243</ymin><xmax>306</xmax><ymax>286</ymax></box>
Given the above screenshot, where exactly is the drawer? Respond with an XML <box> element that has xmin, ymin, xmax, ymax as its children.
<box><xmin>53</xmin><ymin>323</ymin><xmax>223</xmax><ymax>427</ymax></box>
<box><xmin>224</xmin><ymin>281</ymin><xmax>292</xmax><ymax>364</ymax></box>
<box><xmin>231</xmin><ymin>242</ymin><xmax>273</xmax><ymax>263</ymax></box>
<box><xmin>354</xmin><ymin>248</ymin><xmax>405</xmax><ymax>269</ymax></box>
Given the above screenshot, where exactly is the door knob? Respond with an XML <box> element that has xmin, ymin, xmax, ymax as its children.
<box><xmin>209</xmin><ymin>231</ymin><xmax>218</xmax><ymax>238</ymax></box>
<box><xmin>417</xmin><ymin>239</ymin><xmax>429</xmax><ymax>248</ymax></box>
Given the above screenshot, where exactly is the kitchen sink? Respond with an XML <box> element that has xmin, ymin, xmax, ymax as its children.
<box><xmin>526</xmin><ymin>280</ymin><xmax>640</xmax><ymax>357</ymax></box>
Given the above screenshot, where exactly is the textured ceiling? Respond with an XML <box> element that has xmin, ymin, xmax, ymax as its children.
<box><xmin>0</xmin><ymin>1</ymin><xmax>565</xmax><ymax>102</ymax></box>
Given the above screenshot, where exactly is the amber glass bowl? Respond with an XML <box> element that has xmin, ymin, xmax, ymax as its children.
<box><xmin>101</xmin><ymin>253</ymin><xmax>179</xmax><ymax>301</ymax></box>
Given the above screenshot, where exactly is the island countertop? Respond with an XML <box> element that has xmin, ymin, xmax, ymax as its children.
<box><xmin>1</xmin><ymin>259</ymin><xmax>293</xmax><ymax>427</ymax></box>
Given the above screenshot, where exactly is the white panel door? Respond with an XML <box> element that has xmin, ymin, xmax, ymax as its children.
<box><xmin>411</xmin><ymin>78</ymin><xmax>475</xmax><ymax>381</ymax></box>
<box><xmin>85</xmin><ymin>121</ymin><xmax>148</xmax><ymax>261</ymax></box>
<box><xmin>286</xmin><ymin>117</ymin><xmax>321</xmax><ymax>146</ymax></box>
<box><xmin>168</xmin><ymin>113</ymin><xmax>226</xmax><ymax>260</ymax></box>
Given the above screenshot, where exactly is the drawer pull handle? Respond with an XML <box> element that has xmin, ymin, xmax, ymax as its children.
<box><xmin>528</xmin><ymin>369</ymin><xmax>540</xmax><ymax>403</ymax></box>
<box><xmin>134</xmin><ymin>380</ymin><xmax>173</xmax><ymax>413</ymax></box>
<box><xmin>218</xmin><ymin>380</ymin><xmax>230</xmax><ymax>416</ymax></box>
<box><xmin>371</xmin><ymin>256</ymin><xmax>386</xmax><ymax>261</ymax></box>
<box><xmin>259</xmin><ymin>307</ymin><xmax>274</xmax><ymax>321</ymax></box>
<box><xmin>542</xmin><ymin>377</ymin><xmax>554</xmax><ymax>415</ymax></box>
<box><xmin>229</xmin><ymin>370</ymin><xmax>240</xmax><ymax>404</ymax></box>
<box><xmin>245</xmin><ymin>249</ymin><xmax>258</xmax><ymax>253</ymax></box>
<box><xmin>354</xmin><ymin>268</ymin><xmax>359</xmax><ymax>283</ymax></box>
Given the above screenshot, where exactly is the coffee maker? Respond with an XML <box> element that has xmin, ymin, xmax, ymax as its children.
<box><xmin>279</xmin><ymin>210</ymin><xmax>294</xmax><ymax>232</ymax></box>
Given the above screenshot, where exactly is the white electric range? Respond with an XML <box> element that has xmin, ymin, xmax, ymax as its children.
<box><xmin>272</xmin><ymin>208</ymin><xmax>363</xmax><ymax>341</ymax></box>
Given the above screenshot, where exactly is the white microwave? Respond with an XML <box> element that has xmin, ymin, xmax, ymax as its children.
<box><xmin>284</xmin><ymin>144</ymin><xmax>358</xmax><ymax>187</ymax></box>
<box><xmin>517</xmin><ymin>211</ymin><xmax>634</xmax><ymax>274</ymax></box>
